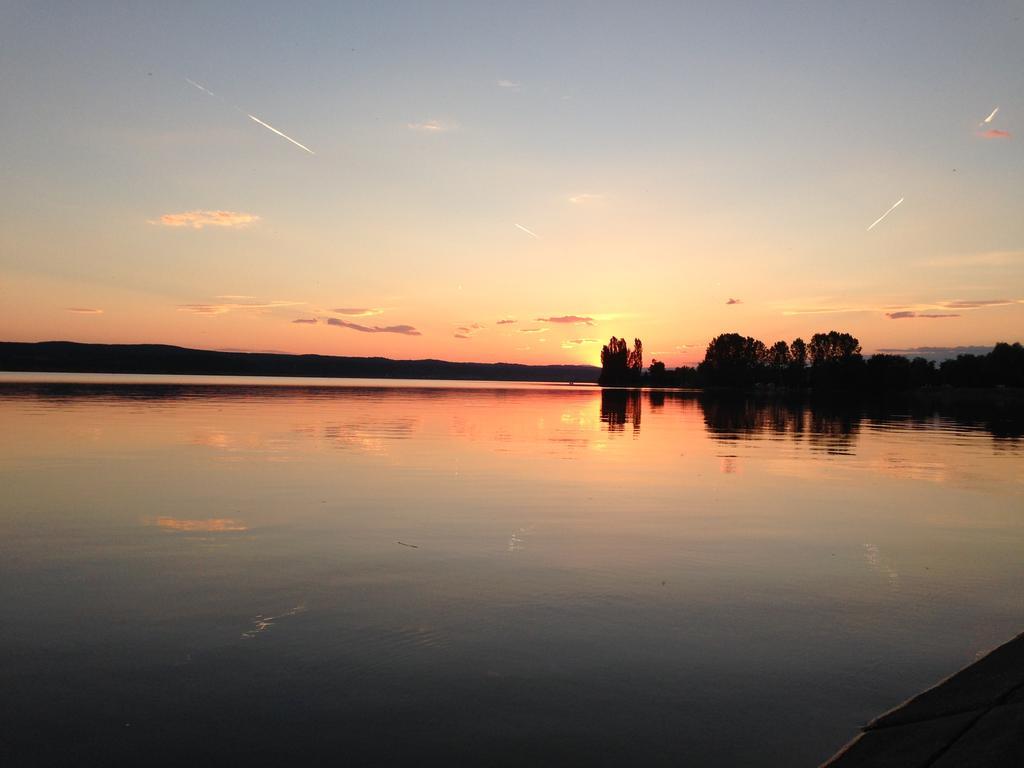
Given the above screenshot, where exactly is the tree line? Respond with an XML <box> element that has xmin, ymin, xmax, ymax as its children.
<box><xmin>598</xmin><ymin>332</ymin><xmax>1024</xmax><ymax>390</ymax></box>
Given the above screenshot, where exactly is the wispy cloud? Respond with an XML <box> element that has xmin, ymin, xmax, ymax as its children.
<box><xmin>292</xmin><ymin>318</ymin><xmax>318</xmax><ymax>324</ymax></box>
<box><xmin>919</xmin><ymin>250</ymin><xmax>1024</xmax><ymax>268</ymax></box>
<box><xmin>408</xmin><ymin>119</ymin><xmax>452</xmax><ymax>132</ymax></box>
<box><xmin>726</xmin><ymin>298</ymin><xmax>741</xmax><ymax>305</ymax></box>
<box><xmin>178</xmin><ymin>299</ymin><xmax>300</xmax><ymax>315</ymax></box>
<box><xmin>514</xmin><ymin>223</ymin><xmax>540</xmax><ymax>239</ymax></box>
<box><xmin>156</xmin><ymin>517</ymin><xmax>247</xmax><ymax>532</ymax></box>
<box><xmin>66</xmin><ymin>307</ymin><xmax>103</xmax><ymax>314</ymax></box>
<box><xmin>565</xmin><ymin>338</ymin><xmax>599</xmax><ymax>345</ymax></box>
<box><xmin>885</xmin><ymin>311</ymin><xmax>960</xmax><ymax>320</ymax></box>
<box><xmin>568</xmin><ymin>193</ymin><xmax>604</xmax><ymax>204</ymax></box>
<box><xmin>332</xmin><ymin>307</ymin><xmax>383</xmax><ymax>317</ymax></box>
<box><xmin>939</xmin><ymin>299</ymin><xmax>1018</xmax><ymax>309</ymax></box>
<box><xmin>979</xmin><ymin>129</ymin><xmax>1011</xmax><ymax>139</ymax></box>
<box><xmin>780</xmin><ymin>304</ymin><xmax>874</xmax><ymax>317</ymax></box>
<box><xmin>326</xmin><ymin>318</ymin><xmax>421</xmax><ymax>335</ymax></box>
<box><xmin>535</xmin><ymin>315</ymin><xmax>594</xmax><ymax>325</ymax></box>
<box><xmin>877</xmin><ymin>346</ymin><xmax>993</xmax><ymax>361</ymax></box>
<box><xmin>520</xmin><ymin>327</ymin><xmax>545</xmax><ymax>334</ymax></box>
<box><xmin>497</xmin><ymin>79</ymin><xmax>521</xmax><ymax>90</ymax></box>
<box><xmin>453</xmin><ymin>322</ymin><xmax>484</xmax><ymax>339</ymax></box>
<box><xmin>153</xmin><ymin>210</ymin><xmax>259</xmax><ymax>229</ymax></box>
<box><xmin>496</xmin><ymin>318</ymin><xmax>517</xmax><ymax>325</ymax></box>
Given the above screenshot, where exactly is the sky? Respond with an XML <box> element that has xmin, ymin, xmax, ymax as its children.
<box><xmin>1</xmin><ymin>1</ymin><xmax>1021</xmax><ymax>366</ymax></box>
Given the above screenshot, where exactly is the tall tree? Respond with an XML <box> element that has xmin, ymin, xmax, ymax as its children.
<box><xmin>808</xmin><ymin>331</ymin><xmax>861</xmax><ymax>365</ymax></box>
<box><xmin>808</xmin><ymin>331</ymin><xmax>863</xmax><ymax>389</ymax></box>
<box><xmin>699</xmin><ymin>333</ymin><xmax>765</xmax><ymax>387</ymax></box>
<box><xmin>599</xmin><ymin>337</ymin><xmax>643</xmax><ymax>386</ymax></box>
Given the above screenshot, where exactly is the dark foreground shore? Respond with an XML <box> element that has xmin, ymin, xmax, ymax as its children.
<box><xmin>822</xmin><ymin>630</ymin><xmax>1024</xmax><ymax>766</ymax></box>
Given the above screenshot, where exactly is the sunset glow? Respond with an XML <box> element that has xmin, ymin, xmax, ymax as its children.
<box><xmin>1</xmin><ymin>3</ymin><xmax>1020</xmax><ymax>366</ymax></box>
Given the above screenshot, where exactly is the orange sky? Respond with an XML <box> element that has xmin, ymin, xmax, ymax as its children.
<box><xmin>1</xmin><ymin>3</ymin><xmax>1021</xmax><ymax>366</ymax></box>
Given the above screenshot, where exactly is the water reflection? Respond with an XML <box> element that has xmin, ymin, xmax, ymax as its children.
<box><xmin>599</xmin><ymin>389</ymin><xmax>642</xmax><ymax>433</ymax></box>
<box><xmin>0</xmin><ymin>377</ymin><xmax>1021</xmax><ymax>766</ymax></box>
<box><xmin>3</xmin><ymin>381</ymin><xmax>1017</xmax><ymax>449</ymax></box>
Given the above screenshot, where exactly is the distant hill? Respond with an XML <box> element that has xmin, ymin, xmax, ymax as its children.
<box><xmin>0</xmin><ymin>341</ymin><xmax>600</xmax><ymax>383</ymax></box>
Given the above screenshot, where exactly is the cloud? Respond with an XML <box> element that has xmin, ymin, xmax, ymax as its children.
<box><xmin>66</xmin><ymin>307</ymin><xmax>103</xmax><ymax>314</ymax></box>
<box><xmin>514</xmin><ymin>223</ymin><xmax>540</xmax><ymax>239</ymax></box>
<box><xmin>939</xmin><ymin>299</ymin><xmax>1017</xmax><ymax>309</ymax></box>
<box><xmin>726</xmin><ymin>298</ymin><xmax>741</xmax><ymax>305</ymax></box>
<box><xmin>568</xmin><ymin>193</ymin><xmax>604</xmax><ymax>204</ymax></box>
<box><xmin>408</xmin><ymin>119</ymin><xmax>452</xmax><ymax>132</ymax></box>
<box><xmin>520</xmin><ymin>327</ymin><xmax>545</xmax><ymax>333</ymax></box>
<box><xmin>780</xmin><ymin>305</ymin><xmax>873</xmax><ymax>316</ymax></box>
<box><xmin>332</xmin><ymin>307</ymin><xmax>383</xmax><ymax>316</ymax></box>
<box><xmin>885</xmin><ymin>311</ymin><xmax>960</xmax><ymax>319</ymax></box>
<box><xmin>496</xmin><ymin>318</ymin><xmax>517</xmax><ymax>325</ymax></box>
<box><xmin>565</xmin><ymin>338</ymin><xmax>599</xmax><ymax>345</ymax></box>
<box><xmin>152</xmin><ymin>210</ymin><xmax>260</xmax><ymax>229</ymax></box>
<box><xmin>535</xmin><ymin>315</ymin><xmax>594</xmax><ymax>325</ymax></box>
<box><xmin>178</xmin><ymin>299</ymin><xmax>301</xmax><ymax>315</ymax></box>
<box><xmin>979</xmin><ymin>129</ymin><xmax>1011</xmax><ymax>139</ymax></box>
<box><xmin>453</xmin><ymin>322</ymin><xmax>484</xmax><ymax>338</ymax></box>
<box><xmin>326</xmin><ymin>317</ymin><xmax>421</xmax><ymax>335</ymax></box>
<box><xmin>292</xmin><ymin>318</ymin><xmax>318</xmax><ymax>324</ymax></box>
<box><xmin>156</xmin><ymin>517</ymin><xmax>247</xmax><ymax>532</ymax></box>
<box><xmin>497</xmin><ymin>79</ymin><xmax>521</xmax><ymax>90</ymax></box>
<box><xmin>920</xmin><ymin>251</ymin><xmax>1024</xmax><ymax>268</ymax></box>
<box><xmin>876</xmin><ymin>346</ymin><xmax>994</xmax><ymax>361</ymax></box>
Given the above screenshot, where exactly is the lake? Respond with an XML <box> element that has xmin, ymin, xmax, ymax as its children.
<box><xmin>1</xmin><ymin>374</ymin><xmax>1021</xmax><ymax>766</ymax></box>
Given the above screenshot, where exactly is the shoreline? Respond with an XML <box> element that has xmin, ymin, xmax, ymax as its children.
<box><xmin>822</xmin><ymin>630</ymin><xmax>1024</xmax><ymax>766</ymax></box>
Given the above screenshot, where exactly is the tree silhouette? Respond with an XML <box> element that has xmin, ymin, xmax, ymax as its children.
<box><xmin>599</xmin><ymin>337</ymin><xmax>643</xmax><ymax>386</ymax></box>
<box><xmin>808</xmin><ymin>331</ymin><xmax>861</xmax><ymax>364</ymax></box>
<box><xmin>648</xmin><ymin>359</ymin><xmax>667</xmax><ymax>386</ymax></box>
<box><xmin>808</xmin><ymin>331</ymin><xmax>863</xmax><ymax>389</ymax></box>
<box><xmin>788</xmin><ymin>337</ymin><xmax>808</xmax><ymax>387</ymax></box>
<box><xmin>698</xmin><ymin>333</ymin><xmax>766</xmax><ymax>387</ymax></box>
<box><xmin>767</xmin><ymin>340</ymin><xmax>790</xmax><ymax>385</ymax></box>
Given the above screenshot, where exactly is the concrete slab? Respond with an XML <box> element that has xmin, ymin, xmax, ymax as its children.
<box><xmin>820</xmin><ymin>711</ymin><xmax>979</xmax><ymax>767</ymax></box>
<box><xmin>868</xmin><ymin>632</ymin><xmax>1024</xmax><ymax>728</ymax></box>
<box><xmin>931</xmin><ymin>701</ymin><xmax>1024</xmax><ymax>767</ymax></box>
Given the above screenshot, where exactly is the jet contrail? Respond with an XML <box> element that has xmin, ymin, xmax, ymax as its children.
<box><xmin>983</xmin><ymin>106</ymin><xmax>999</xmax><ymax>124</ymax></box>
<box><xmin>185</xmin><ymin>78</ymin><xmax>217</xmax><ymax>97</ymax></box>
<box><xmin>246</xmin><ymin>114</ymin><xmax>315</xmax><ymax>154</ymax></box>
<box><xmin>185</xmin><ymin>77</ymin><xmax>315</xmax><ymax>155</ymax></box>
<box><xmin>867</xmin><ymin>197</ymin><xmax>904</xmax><ymax>231</ymax></box>
<box><xmin>514</xmin><ymin>223</ymin><xmax>540</xmax><ymax>239</ymax></box>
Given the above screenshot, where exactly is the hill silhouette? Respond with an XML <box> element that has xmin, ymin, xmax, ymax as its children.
<box><xmin>0</xmin><ymin>341</ymin><xmax>600</xmax><ymax>383</ymax></box>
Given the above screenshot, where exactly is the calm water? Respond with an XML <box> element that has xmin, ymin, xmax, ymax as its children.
<box><xmin>1</xmin><ymin>375</ymin><xmax>1021</xmax><ymax>766</ymax></box>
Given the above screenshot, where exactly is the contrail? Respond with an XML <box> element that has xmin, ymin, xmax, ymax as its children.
<box><xmin>982</xmin><ymin>106</ymin><xmax>999</xmax><ymax>124</ymax></box>
<box><xmin>867</xmin><ymin>197</ymin><xmax>904</xmax><ymax>231</ymax></box>
<box><xmin>514</xmin><ymin>223</ymin><xmax>540</xmax><ymax>239</ymax></box>
<box><xmin>247</xmin><ymin>114</ymin><xmax>315</xmax><ymax>154</ymax></box>
<box><xmin>184</xmin><ymin>77</ymin><xmax>314</xmax><ymax>155</ymax></box>
<box><xmin>185</xmin><ymin>78</ymin><xmax>217</xmax><ymax>97</ymax></box>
